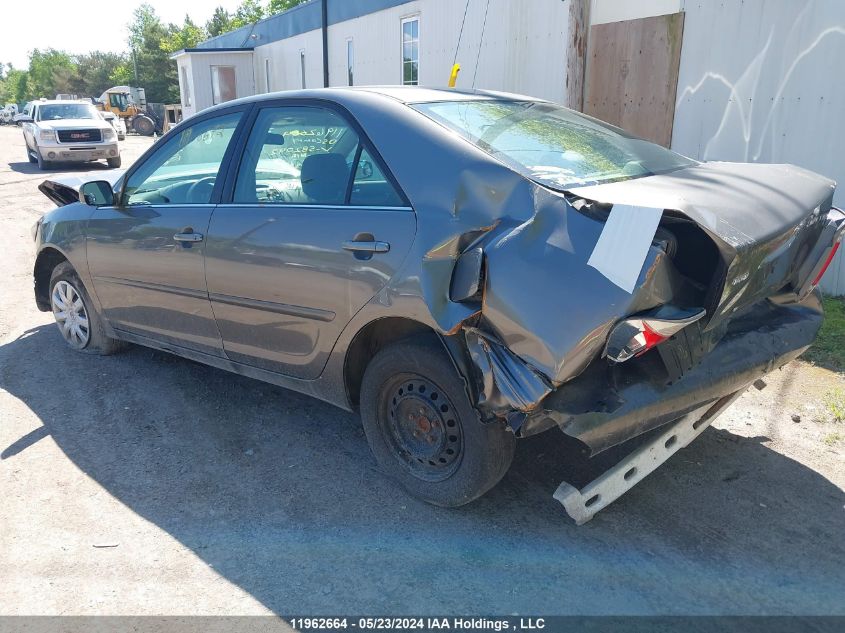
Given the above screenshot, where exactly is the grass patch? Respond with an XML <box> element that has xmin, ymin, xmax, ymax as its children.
<box><xmin>803</xmin><ymin>295</ymin><xmax>845</xmax><ymax>371</ymax></box>
<box><xmin>823</xmin><ymin>432</ymin><xmax>843</xmax><ymax>446</ymax></box>
<box><xmin>823</xmin><ymin>389</ymin><xmax>845</xmax><ymax>422</ymax></box>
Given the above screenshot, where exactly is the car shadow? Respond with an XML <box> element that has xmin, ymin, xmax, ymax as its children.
<box><xmin>8</xmin><ymin>161</ymin><xmax>112</xmax><ymax>175</ymax></box>
<box><xmin>1</xmin><ymin>324</ymin><xmax>844</xmax><ymax>614</ymax></box>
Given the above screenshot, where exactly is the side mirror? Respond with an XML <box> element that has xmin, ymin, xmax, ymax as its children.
<box><xmin>79</xmin><ymin>180</ymin><xmax>115</xmax><ymax>207</ymax></box>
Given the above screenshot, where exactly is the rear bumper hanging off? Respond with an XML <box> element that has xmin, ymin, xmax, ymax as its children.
<box><xmin>521</xmin><ymin>291</ymin><xmax>823</xmax><ymax>454</ymax></box>
<box><xmin>554</xmin><ymin>391</ymin><xmax>742</xmax><ymax>524</ymax></box>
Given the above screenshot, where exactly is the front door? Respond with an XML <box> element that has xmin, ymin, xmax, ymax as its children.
<box><xmin>86</xmin><ymin>110</ymin><xmax>245</xmax><ymax>355</ymax></box>
<box><xmin>205</xmin><ymin>104</ymin><xmax>416</xmax><ymax>379</ymax></box>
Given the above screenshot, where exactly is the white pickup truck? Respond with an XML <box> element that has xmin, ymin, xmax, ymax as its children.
<box><xmin>20</xmin><ymin>100</ymin><xmax>120</xmax><ymax>170</ymax></box>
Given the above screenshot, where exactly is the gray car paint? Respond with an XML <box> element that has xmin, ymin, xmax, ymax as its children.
<box><xmin>32</xmin><ymin>86</ymin><xmax>842</xmax><ymax>455</ymax></box>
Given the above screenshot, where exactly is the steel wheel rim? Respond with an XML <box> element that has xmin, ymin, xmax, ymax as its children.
<box><xmin>51</xmin><ymin>280</ymin><xmax>90</xmax><ymax>349</ymax></box>
<box><xmin>380</xmin><ymin>373</ymin><xmax>464</xmax><ymax>482</ymax></box>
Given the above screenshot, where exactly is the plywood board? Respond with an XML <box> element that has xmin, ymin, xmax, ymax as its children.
<box><xmin>584</xmin><ymin>12</ymin><xmax>685</xmax><ymax>147</ymax></box>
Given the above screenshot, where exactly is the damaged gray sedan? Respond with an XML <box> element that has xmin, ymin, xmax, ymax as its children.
<box><xmin>33</xmin><ymin>87</ymin><xmax>843</xmax><ymax>523</ymax></box>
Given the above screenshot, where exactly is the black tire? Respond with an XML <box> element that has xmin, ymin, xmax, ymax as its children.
<box><xmin>26</xmin><ymin>142</ymin><xmax>36</xmax><ymax>163</ymax></box>
<box><xmin>133</xmin><ymin>116</ymin><xmax>155</xmax><ymax>136</ymax></box>
<box><xmin>360</xmin><ymin>336</ymin><xmax>515</xmax><ymax>507</ymax></box>
<box><xmin>49</xmin><ymin>262</ymin><xmax>125</xmax><ymax>355</ymax></box>
<box><xmin>107</xmin><ymin>156</ymin><xmax>122</xmax><ymax>168</ymax></box>
<box><xmin>36</xmin><ymin>152</ymin><xmax>52</xmax><ymax>170</ymax></box>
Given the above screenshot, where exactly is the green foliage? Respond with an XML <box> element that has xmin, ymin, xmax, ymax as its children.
<box><xmin>268</xmin><ymin>0</ymin><xmax>308</xmax><ymax>15</ymax></box>
<box><xmin>206</xmin><ymin>6</ymin><xmax>234</xmax><ymax>38</ymax></box>
<box><xmin>231</xmin><ymin>0</ymin><xmax>266</xmax><ymax>28</ymax></box>
<box><xmin>804</xmin><ymin>296</ymin><xmax>845</xmax><ymax>372</ymax></box>
<box><xmin>0</xmin><ymin>68</ymin><xmax>29</xmax><ymax>104</ymax></box>
<box><xmin>823</xmin><ymin>389</ymin><xmax>845</xmax><ymax>422</ymax></box>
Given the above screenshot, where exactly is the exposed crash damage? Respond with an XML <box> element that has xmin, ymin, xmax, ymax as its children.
<box><xmin>428</xmin><ymin>160</ymin><xmax>842</xmax><ymax>520</ymax></box>
<box><xmin>32</xmin><ymin>87</ymin><xmax>844</xmax><ymax>521</ymax></box>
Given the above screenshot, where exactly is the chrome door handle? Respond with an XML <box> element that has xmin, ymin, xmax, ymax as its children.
<box><xmin>342</xmin><ymin>240</ymin><xmax>390</xmax><ymax>253</ymax></box>
<box><xmin>174</xmin><ymin>232</ymin><xmax>204</xmax><ymax>243</ymax></box>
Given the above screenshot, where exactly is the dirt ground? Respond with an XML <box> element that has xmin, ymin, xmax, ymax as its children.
<box><xmin>0</xmin><ymin>125</ymin><xmax>843</xmax><ymax>616</ymax></box>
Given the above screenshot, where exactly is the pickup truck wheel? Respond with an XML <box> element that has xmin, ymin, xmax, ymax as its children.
<box><xmin>49</xmin><ymin>262</ymin><xmax>124</xmax><ymax>355</ymax></box>
<box><xmin>36</xmin><ymin>152</ymin><xmax>52</xmax><ymax>170</ymax></box>
<box><xmin>107</xmin><ymin>156</ymin><xmax>122</xmax><ymax>168</ymax></box>
<box><xmin>26</xmin><ymin>143</ymin><xmax>36</xmax><ymax>163</ymax></box>
<box><xmin>360</xmin><ymin>337</ymin><xmax>515</xmax><ymax>507</ymax></box>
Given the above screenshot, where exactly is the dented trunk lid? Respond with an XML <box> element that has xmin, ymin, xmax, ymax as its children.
<box><xmin>569</xmin><ymin>161</ymin><xmax>841</xmax><ymax>329</ymax></box>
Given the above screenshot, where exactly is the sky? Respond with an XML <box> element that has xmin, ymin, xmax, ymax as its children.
<box><xmin>3</xmin><ymin>0</ymin><xmax>244</xmax><ymax>70</ymax></box>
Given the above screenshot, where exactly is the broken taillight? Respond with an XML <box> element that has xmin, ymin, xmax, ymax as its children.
<box><xmin>605</xmin><ymin>308</ymin><xmax>706</xmax><ymax>363</ymax></box>
<box><xmin>810</xmin><ymin>240</ymin><xmax>840</xmax><ymax>288</ymax></box>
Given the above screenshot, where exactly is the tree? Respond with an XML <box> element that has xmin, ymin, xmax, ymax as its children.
<box><xmin>163</xmin><ymin>15</ymin><xmax>208</xmax><ymax>53</ymax></box>
<box><xmin>68</xmin><ymin>51</ymin><xmax>129</xmax><ymax>98</ymax></box>
<box><xmin>231</xmin><ymin>0</ymin><xmax>265</xmax><ymax>28</ymax></box>
<box><xmin>27</xmin><ymin>49</ymin><xmax>76</xmax><ymax>98</ymax></box>
<box><xmin>126</xmin><ymin>4</ymin><xmax>179</xmax><ymax>102</ymax></box>
<box><xmin>267</xmin><ymin>0</ymin><xmax>308</xmax><ymax>15</ymax></box>
<box><xmin>206</xmin><ymin>6</ymin><xmax>234</xmax><ymax>37</ymax></box>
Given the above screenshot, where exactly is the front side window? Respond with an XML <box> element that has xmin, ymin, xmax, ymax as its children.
<box><xmin>401</xmin><ymin>17</ymin><xmax>419</xmax><ymax>85</ymax></box>
<box><xmin>124</xmin><ymin>112</ymin><xmax>242</xmax><ymax>206</ymax></box>
<box><xmin>37</xmin><ymin>103</ymin><xmax>99</xmax><ymax>121</ymax></box>
<box><xmin>413</xmin><ymin>100</ymin><xmax>697</xmax><ymax>190</ymax></box>
<box><xmin>211</xmin><ymin>66</ymin><xmax>237</xmax><ymax>105</ymax></box>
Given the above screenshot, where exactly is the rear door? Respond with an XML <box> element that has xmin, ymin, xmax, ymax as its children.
<box><xmin>205</xmin><ymin>102</ymin><xmax>416</xmax><ymax>379</ymax></box>
<box><xmin>86</xmin><ymin>109</ymin><xmax>246</xmax><ymax>355</ymax></box>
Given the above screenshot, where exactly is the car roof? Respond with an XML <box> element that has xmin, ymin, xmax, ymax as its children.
<box><xmin>216</xmin><ymin>85</ymin><xmax>543</xmax><ymax>111</ymax></box>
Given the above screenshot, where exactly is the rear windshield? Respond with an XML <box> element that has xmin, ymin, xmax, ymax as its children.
<box><xmin>412</xmin><ymin>100</ymin><xmax>697</xmax><ymax>190</ymax></box>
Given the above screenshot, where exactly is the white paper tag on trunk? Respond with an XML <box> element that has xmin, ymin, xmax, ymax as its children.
<box><xmin>587</xmin><ymin>204</ymin><xmax>663</xmax><ymax>294</ymax></box>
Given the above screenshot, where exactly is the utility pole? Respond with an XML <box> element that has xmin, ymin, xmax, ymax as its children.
<box><xmin>321</xmin><ymin>0</ymin><xmax>329</xmax><ymax>87</ymax></box>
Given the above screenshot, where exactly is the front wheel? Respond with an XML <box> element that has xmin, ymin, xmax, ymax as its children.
<box><xmin>36</xmin><ymin>151</ymin><xmax>51</xmax><ymax>170</ymax></box>
<box><xmin>49</xmin><ymin>262</ymin><xmax>125</xmax><ymax>355</ymax></box>
<box><xmin>360</xmin><ymin>337</ymin><xmax>515</xmax><ymax>507</ymax></box>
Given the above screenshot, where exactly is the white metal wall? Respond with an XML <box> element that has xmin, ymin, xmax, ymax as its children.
<box><xmin>671</xmin><ymin>0</ymin><xmax>845</xmax><ymax>293</ymax></box>
<box><xmin>254</xmin><ymin>0</ymin><xmax>574</xmax><ymax>105</ymax></box>
<box><xmin>181</xmin><ymin>52</ymin><xmax>256</xmax><ymax>115</ymax></box>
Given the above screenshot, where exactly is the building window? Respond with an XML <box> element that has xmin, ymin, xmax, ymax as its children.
<box><xmin>401</xmin><ymin>16</ymin><xmax>419</xmax><ymax>85</ymax></box>
<box><xmin>180</xmin><ymin>66</ymin><xmax>191</xmax><ymax>107</ymax></box>
<box><xmin>210</xmin><ymin>66</ymin><xmax>236</xmax><ymax>105</ymax></box>
<box><xmin>300</xmin><ymin>50</ymin><xmax>306</xmax><ymax>89</ymax></box>
<box><xmin>347</xmin><ymin>39</ymin><xmax>354</xmax><ymax>86</ymax></box>
<box><xmin>265</xmin><ymin>58</ymin><xmax>272</xmax><ymax>93</ymax></box>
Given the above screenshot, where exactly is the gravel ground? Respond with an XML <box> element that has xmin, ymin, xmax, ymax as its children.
<box><xmin>0</xmin><ymin>125</ymin><xmax>844</xmax><ymax>615</ymax></box>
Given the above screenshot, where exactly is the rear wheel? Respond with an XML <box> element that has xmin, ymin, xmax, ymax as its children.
<box><xmin>107</xmin><ymin>156</ymin><xmax>121</xmax><ymax>168</ymax></box>
<box><xmin>360</xmin><ymin>337</ymin><xmax>515</xmax><ymax>507</ymax></box>
<box><xmin>133</xmin><ymin>115</ymin><xmax>155</xmax><ymax>136</ymax></box>
<box><xmin>49</xmin><ymin>262</ymin><xmax>124</xmax><ymax>355</ymax></box>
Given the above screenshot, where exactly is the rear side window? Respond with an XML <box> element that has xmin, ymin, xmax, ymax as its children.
<box><xmin>233</xmin><ymin>105</ymin><xmax>405</xmax><ymax>207</ymax></box>
<box><xmin>350</xmin><ymin>147</ymin><xmax>405</xmax><ymax>207</ymax></box>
